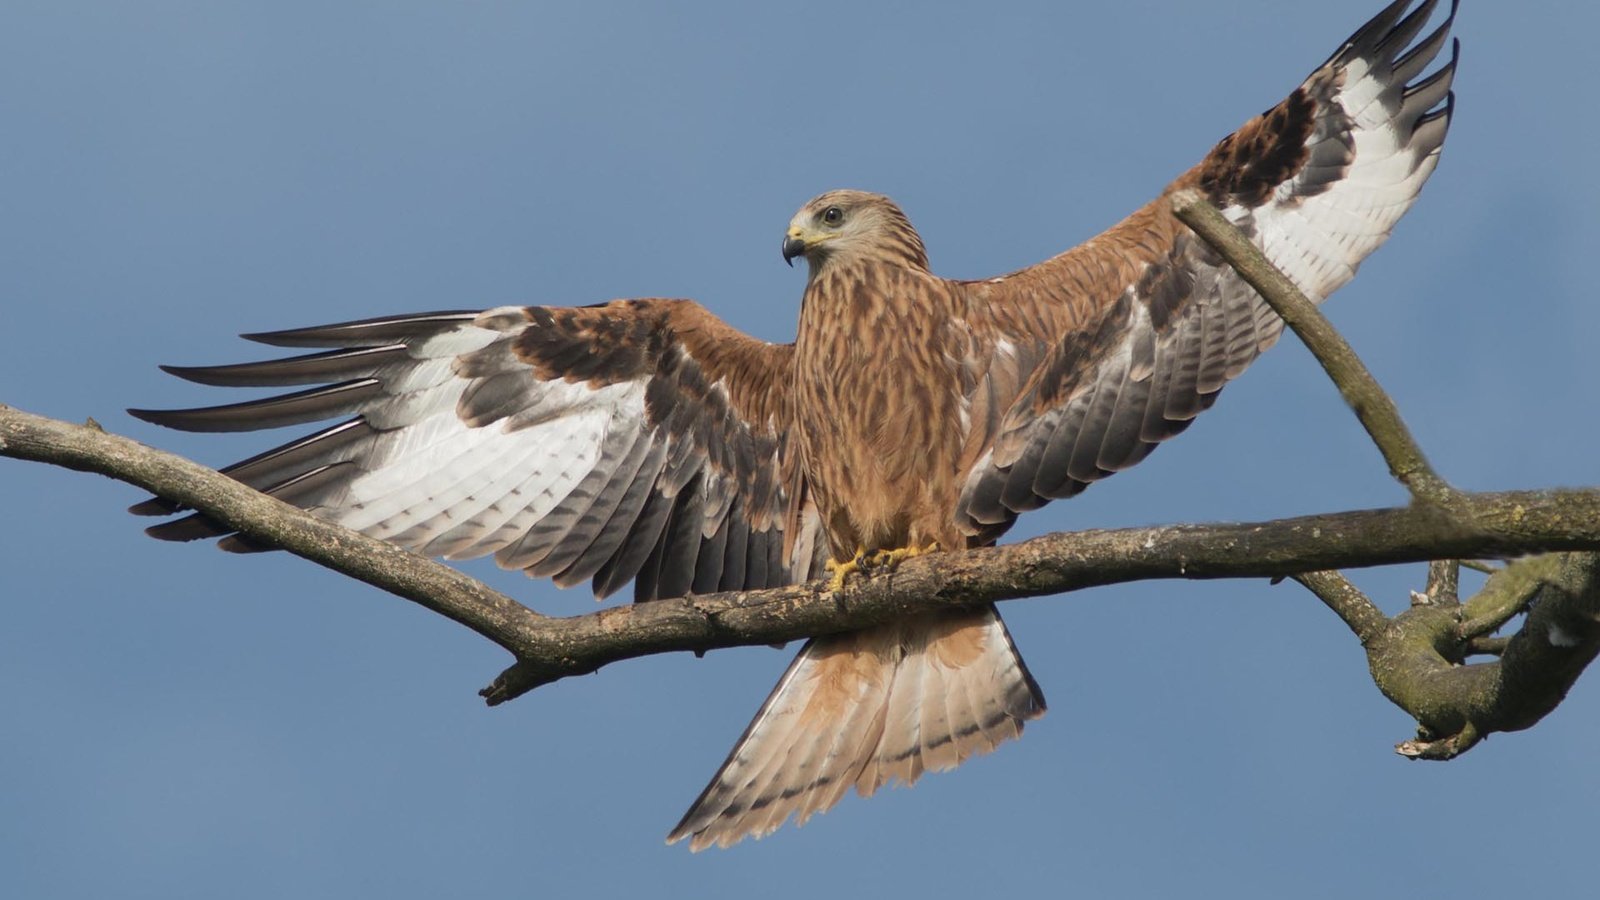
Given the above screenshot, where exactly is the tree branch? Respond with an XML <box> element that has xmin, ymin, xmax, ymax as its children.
<box><xmin>1373</xmin><ymin>553</ymin><xmax>1600</xmax><ymax>760</ymax></box>
<box><xmin>1165</xmin><ymin>193</ymin><xmax>1600</xmax><ymax>759</ymax></box>
<box><xmin>0</xmin><ymin>403</ymin><xmax>546</xmax><ymax>657</ymax></box>
<box><xmin>9</xmin><ymin>401</ymin><xmax>1600</xmax><ymax>708</ymax></box>
<box><xmin>1289</xmin><ymin>549</ymin><xmax>1597</xmax><ymax>760</ymax></box>
<box><xmin>1291</xmin><ymin>570</ymin><xmax>1386</xmax><ymax>645</ymax></box>
<box><xmin>1461</xmin><ymin>555</ymin><xmax>1553</xmax><ymax>640</ymax></box>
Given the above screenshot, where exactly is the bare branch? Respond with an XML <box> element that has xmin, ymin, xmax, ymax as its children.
<box><xmin>1164</xmin><ymin>194</ymin><xmax>1600</xmax><ymax>757</ymax></box>
<box><xmin>1291</xmin><ymin>570</ymin><xmax>1386</xmax><ymax>645</ymax></box>
<box><xmin>483</xmin><ymin>494</ymin><xmax>1600</xmax><ymax>703</ymax></box>
<box><xmin>0</xmin><ymin>403</ymin><xmax>545</xmax><ymax>657</ymax></box>
<box><xmin>1460</xmin><ymin>555</ymin><xmax>1557</xmax><ymax>640</ymax></box>
<box><xmin>1169</xmin><ymin>190</ymin><xmax>1459</xmax><ymax>506</ymax></box>
<box><xmin>1424</xmin><ymin>560</ymin><xmax>1461</xmax><ymax>606</ymax></box>
<box><xmin>1287</xmin><ymin>556</ymin><xmax>1598</xmax><ymax>761</ymax></box>
<box><xmin>9</xmin><ymin>401</ymin><xmax>1600</xmax><ymax>706</ymax></box>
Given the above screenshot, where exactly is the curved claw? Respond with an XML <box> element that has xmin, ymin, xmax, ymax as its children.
<box><xmin>825</xmin><ymin>559</ymin><xmax>856</xmax><ymax>592</ymax></box>
<box><xmin>825</xmin><ymin>546</ymin><xmax>870</xmax><ymax>592</ymax></box>
<box><xmin>826</xmin><ymin>542</ymin><xmax>940</xmax><ymax>591</ymax></box>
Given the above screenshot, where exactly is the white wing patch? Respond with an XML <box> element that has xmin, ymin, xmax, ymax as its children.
<box><xmin>957</xmin><ymin>0</ymin><xmax>1456</xmax><ymax>533</ymax></box>
<box><xmin>132</xmin><ymin>301</ymin><xmax>796</xmax><ymax>601</ymax></box>
<box><xmin>339</xmin><ymin>380</ymin><xmax>643</xmax><ymax>542</ymax></box>
<box><xmin>1245</xmin><ymin>1</ymin><xmax>1455</xmax><ymax>300</ymax></box>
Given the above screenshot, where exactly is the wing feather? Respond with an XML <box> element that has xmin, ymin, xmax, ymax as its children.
<box><xmin>955</xmin><ymin>0</ymin><xmax>1456</xmax><ymax>532</ymax></box>
<box><xmin>131</xmin><ymin>300</ymin><xmax>807</xmax><ymax>601</ymax></box>
<box><xmin>648</xmin><ymin>473</ymin><xmax>707</xmax><ymax>600</ymax></box>
<box><xmin>555</xmin><ymin>439</ymin><xmax>672</xmax><ymax>586</ymax></box>
<box><xmin>159</xmin><ymin>345</ymin><xmax>411</xmax><ymax>388</ymax></box>
<box><xmin>594</xmin><ymin>480</ymin><xmax>677</xmax><ymax>598</ymax></box>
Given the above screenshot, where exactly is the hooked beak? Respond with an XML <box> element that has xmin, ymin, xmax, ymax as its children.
<box><xmin>782</xmin><ymin>233</ymin><xmax>807</xmax><ymax>267</ymax></box>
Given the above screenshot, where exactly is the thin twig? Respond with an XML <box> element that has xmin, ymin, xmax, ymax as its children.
<box><xmin>1169</xmin><ymin>190</ymin><xmax>1460</xmax><ymax>507</ymax></box>
<box><xmin>1290</xmin><ymin>570</ymin><xmax>1387</xmax><ymax>645</ymax></box>
<box><xmin>1460</xmin><ymin>555</ymin><xmax>1561</xmax><ymax>640</ymax></box>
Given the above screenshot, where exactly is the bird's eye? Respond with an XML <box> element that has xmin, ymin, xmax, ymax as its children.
<box><xmin>822</xmin><ymin>206</ymin><xmax>844</xmax><ymax>226</ymax></box>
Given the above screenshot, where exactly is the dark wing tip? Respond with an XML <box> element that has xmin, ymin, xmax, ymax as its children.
<box><xmin>127</xmin><ymin>406</ymin><xmax>173</xmax><ymax>426</ymax></box>
<box><xmin>1333</xmin><ymin>0</ymin><xmax>1419</xmax><ymax>63</ymax></box>
<box><xmin>241</xmin><ymin>310</ymin><xmax>478</xmax><ymax>348</ymax></box>
<box><xmin>156</xmin><ymin>362</ymin><xmax>249</xmax><ymax>387</ymax></box>
<box><xmin>144</xmin><ymin>512</ymin><xmax>229</xmax><ymax>542</ymax></box>
<box><xmin>157</xmin><ymin>362</ymin><xmax>246</xmax><ymax>386</ymax></box>
<box><xmin>129</xmin><ymin>496</ymin><xmax>184</xmax><ymax>516</ymax></box>
<box><xmin>1326</xmin><ymin>0</ymin><xmax>1456</xmax><ymax>73</ymax></box>
<box><xmin>155</xmin><ymin>346</ymin><xmax>409</xmax><ymax>388</ymax></box>
<box><xmin>1411</xmin><ymin>88</ymin><xmax>1455</xmax><ymax>156</ymax></box>
<box><xmin>125</xmin><ymin>379</ymin><xmax>381</xmax><ymax>433</ymax></box>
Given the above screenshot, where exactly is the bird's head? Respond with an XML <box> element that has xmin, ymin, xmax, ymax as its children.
<box><xmin>782</xmin><ymin>190</ymin><xmax>929</xmax><ymax>275</ymax></box>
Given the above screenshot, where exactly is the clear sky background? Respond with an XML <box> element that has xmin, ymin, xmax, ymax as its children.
<box><xmin>3</xmin><ymin>1</ymin><xmax>1596</xmax><ymax>897</ymax></box>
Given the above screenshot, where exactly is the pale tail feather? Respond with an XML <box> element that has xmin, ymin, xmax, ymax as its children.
<box><xmin>667</xmin><ymin>605</ymin><xmax>1044</xmax><ymax>850</ymax></box>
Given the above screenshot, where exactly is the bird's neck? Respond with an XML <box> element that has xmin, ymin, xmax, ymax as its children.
<box><xmin>798</xmin><ymin>259</ymin><xmax>881</xmax><ymax>332</ymax></box>
<box><xmin>796</xmin><ymin>259</ymin><xmax>952</xmax><ymax>354</ymax></box>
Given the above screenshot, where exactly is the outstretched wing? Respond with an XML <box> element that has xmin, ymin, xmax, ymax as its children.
<box><xmin>956</xmin><ymin>0</ymin><xmax>1457</xmax><ymax>534</ymax></box>
<box><xmin>131</xmin><ymin>300</ymin><xmax>829</xmax><ymax>601</ymax></box>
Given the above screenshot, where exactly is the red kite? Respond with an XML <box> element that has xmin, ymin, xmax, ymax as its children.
<box><xmin>133</xmin><ymin>0</ymin><xmax>1458</xmax><ymax>851</ymax></box>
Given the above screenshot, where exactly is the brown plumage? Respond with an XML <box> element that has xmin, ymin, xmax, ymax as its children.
<box><xmin>129</xmin><ymin>0</ymin><xmax>1458</xmax><ymax>851</ymax></box>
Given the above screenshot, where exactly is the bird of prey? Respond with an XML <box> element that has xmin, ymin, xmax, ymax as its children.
<box><xmin>131</xmin><ymin>0</ymin><xmax>1458</xmax><ymax>851</ymax></box>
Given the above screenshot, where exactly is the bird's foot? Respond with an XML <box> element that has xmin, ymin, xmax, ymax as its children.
<box><xmin>826</xmin><ymin>542</ymin><xmax>940</xmax><ymax>591</ymax></box>
<box><xmin>825</xmin><ymin>546</ymin><xmax>870</xmax><ymax>592</ymax></box>
<box><xmin>861</xmin><ymin>542</ymin><xmax>939</xmax><ymax>572</ymax></box>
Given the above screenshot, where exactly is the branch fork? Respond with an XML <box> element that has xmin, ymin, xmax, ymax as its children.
<box><xmin>1173</xmin><ymin>191</ymin><xmax>1600</xmax><ymax>759</ymax></box>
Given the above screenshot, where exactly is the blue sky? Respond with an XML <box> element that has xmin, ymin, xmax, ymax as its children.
<box><xmin>3</xmin><ymin>1</ymin><xmax>1596</xmax><ymax>897</ymax></box>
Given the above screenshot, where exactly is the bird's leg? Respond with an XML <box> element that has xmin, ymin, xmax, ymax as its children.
<box><xmin>825</xmin><ymin>545</ymin><xmax>870</xmax><ymax>592</ymax></box>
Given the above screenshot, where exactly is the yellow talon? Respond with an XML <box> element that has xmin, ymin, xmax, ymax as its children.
<box><xmin>825</xmin><ymin>558</ymin><xmax>858</xmax><ymax>592</ymax></box>
<box><xmin>864</xmin><ymin>542</ymin><xmax>938</xmax><ymax>569</ymax></box>
<box><xmin>827</xmin><ymin>542</ymin><xmax>939</xmax><ymax>590</ymax></box>
<box><xmin>825</xmin><ymin>545</ymin><xmax>870</xmax><ymax>592</ymax></box>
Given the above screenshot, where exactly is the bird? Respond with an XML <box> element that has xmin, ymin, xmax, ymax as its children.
<box><xmin>129</xmin><ymin>0</ymin><xmax>1458</xmax><ymax>851</ymax></box>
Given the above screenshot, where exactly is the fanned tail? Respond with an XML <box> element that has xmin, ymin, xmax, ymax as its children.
<box><xmin>667</xmin><ymin>605</ymin><xmax>1044</xmax><ymax>851</ymax></box>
